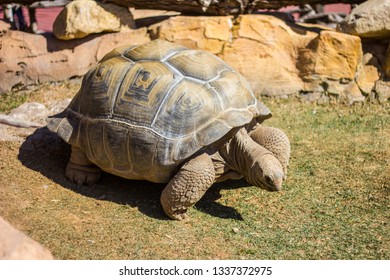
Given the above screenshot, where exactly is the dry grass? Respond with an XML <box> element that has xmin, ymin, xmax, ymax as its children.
<box><xmin>0</xmin><ymin>83</ymin><xmax>389</xmax><ymax>259</ymax></box>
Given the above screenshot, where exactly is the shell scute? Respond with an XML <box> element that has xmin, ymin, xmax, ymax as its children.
<box><xmin>124</xmin><ymin>39</ymin><xmax>187</xmax><ymax>61</ymax></box>
<box><xmin>152</xmin><ymin>79</ymin><xmax>221</xmax><ymax>138</ymax></box>
<box><xmin>112</xmin><ymin>60</ymin><xmax>180</xmax><ymax>126</ymax></box>
<box><xmin>167</xmin><ymin>50</ymin><xmax>230</xmax><ymax>81</ymax></box>
<box><xmin>208</xmin><ymin>70</ymin><xmax>256</xmax><ymax>110</ymax></box>
<box><xmin>70</xmin><ymin>56</ymin><xmax>134</xmax><ymax>118</ymax></box>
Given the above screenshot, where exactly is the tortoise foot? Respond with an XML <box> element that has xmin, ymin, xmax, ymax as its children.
<box><xmin>66</xmin><ymin>162</ymin><xmax>101</xmax><ymax>186</ymax></box>
<box><xmin>163</xmin><ymin>206</ymin><xmax>190</xmax><ymax>221</ymax></box>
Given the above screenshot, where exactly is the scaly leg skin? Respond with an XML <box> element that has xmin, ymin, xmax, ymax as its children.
<box><xmin>160</xmin><ymin>153</ymin><xmax>215</xmax><ymax>220</ymax></box>
<box><xmin>66</xmin><ymin>146</ymin><xmax>101</xmax><ymax>186</ymax></box>
<box><xmin>249</xmin><ymin>126</ymin><xmax>290</xmax><ymax>178</ymax></box>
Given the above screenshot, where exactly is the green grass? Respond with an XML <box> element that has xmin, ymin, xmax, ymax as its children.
<box><xmin>0</xmin><ymin>93</ymin><xmax>388</xmax><ymax>260</ymax></box>
<box><xmin>0</xmin><ymin>92</ymin><xmax>28</xmax><ymax>114</ymax></box>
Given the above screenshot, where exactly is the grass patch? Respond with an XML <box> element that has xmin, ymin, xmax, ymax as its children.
<box><xmin>0</xmin><ymin>92</ymin><xmax>28</xmax><ymax>114</ymax></box>
<box><xmin>0</xmin><ymin>88</ymin><xmax>388</xmax><ymax>259</ymax></box>
<box><xmin>0</xmin><ymin>80</ymin><xmax>80</xmax><ymax>114</ymax></box>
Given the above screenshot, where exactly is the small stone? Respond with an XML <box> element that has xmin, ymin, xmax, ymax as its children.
<box><xmin>374</xmin><ymin>80</ymin><xmax>390</xmax><ymax>103</ymax></box>
<box><xmin>232</xmin><ymin>227</ymin><xmax>240</xmax><ymax>233</ymax></box>
<box><xmin>356</xmin><ymin>65</ymin><xmax>379</xmax><ymax>95</ymax></box>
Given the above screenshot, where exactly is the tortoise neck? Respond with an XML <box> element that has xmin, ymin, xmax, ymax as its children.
<box><xmin>219</xmin><ymin>128</ymin><xmax>272</xmax><ymax>187</ymax></box>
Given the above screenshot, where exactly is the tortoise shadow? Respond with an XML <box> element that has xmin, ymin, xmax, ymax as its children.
<box><xmin>18</xmin><ymin>127</ymin><xmax>248</xmax><ymax>220</ymax></box>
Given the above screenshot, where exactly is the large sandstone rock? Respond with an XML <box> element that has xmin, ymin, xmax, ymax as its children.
<box><xmin>298</xmin><ymin>30</ymin><xmax>366</xmax><ymax>102</ymax></box>
<box><xmin>221</xmin><ymin>15</ymin><xmax>315</xmax><ymax>98</ymax></box>
<box><xmin>0</xmin><ymin>24</ymin><xmax>150</xmax><ymax>93</ymax></box>
<box><xmin>53</xmin><ymin>0</ymin><xmax>136</xmax><ymax>40</ymax></box>
<box><xmin>149</xmin><ymin>15</ymin><xmax>232</xmax><ymax>54</ymax></box>
<box><xmin>0</xmin><ymin>216</ymin><xmax>53</xmax><ymax>260</ymax></box>
<box><xmin>337</xmin><ymin>0</ymin><xmax>390</xmax><ymax>39</ymax></box>
<box><xmin>150</xmin><ymin>15</ymin><xmax>374</xmax><ymax>103</ymax></box>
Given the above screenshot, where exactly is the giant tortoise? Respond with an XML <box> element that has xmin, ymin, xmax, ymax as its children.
<box><xmin>47</xmin><ymin>39</ymin><xmax>290</xmax><ymax>220</ymax></box>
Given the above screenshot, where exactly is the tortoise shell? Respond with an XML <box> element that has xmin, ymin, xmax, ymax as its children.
<box><xmin>47</xmin><ymin>40</ymin><xmax>272</xmax><ymax>183</ymax></box>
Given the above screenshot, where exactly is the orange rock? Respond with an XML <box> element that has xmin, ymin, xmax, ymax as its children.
<box><xmin>149</xmin><ymin>16</ymin><xmax>232</xmax><ymax>54</ymax></box>
<box><xmin>0</xmin><ymin>217</ymin><xmax>53</xmax><ymax>260</ymax></box>
<box><xmin>299</xmin><ymin>31</ymin><xmax>362</xmax><ymax>82</ymax></box>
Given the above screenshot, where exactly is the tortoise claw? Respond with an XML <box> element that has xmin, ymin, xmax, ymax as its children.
<box><xmin>66</xmin><ymin>163</ymin><xmax>101</xmax><ymax>186</ymax></box>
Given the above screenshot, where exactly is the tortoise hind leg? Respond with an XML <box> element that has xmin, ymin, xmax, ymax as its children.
<box><xmin>161</xmin><ymin>153</ymin><xmax>215</xmax><ymax>220</ymax></box>
<box><xmin>66</xmin><ymin>146</ymin><xmax>101</xmax><ymax>185</ymax></box>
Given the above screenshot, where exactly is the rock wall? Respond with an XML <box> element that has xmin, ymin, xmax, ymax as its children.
<box><xmin>150</xmin><ymin>14</ymin><xmax>379</xmax><ymax>103</ymax></box>
<box><xmin>0</xmin><ymin>20</ymin><xmax>150</xmax><ymax>93</ymax></box>
<box><xmin>1</xmin><ymin>0</ymin><xmax>389</xmax><ymax>104</ymax></box>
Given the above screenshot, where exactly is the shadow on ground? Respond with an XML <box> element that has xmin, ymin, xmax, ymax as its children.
<box><xmin>18</xmin><ymin>127</ymin><xmax>247</xmax><ymax>220</ymax></box>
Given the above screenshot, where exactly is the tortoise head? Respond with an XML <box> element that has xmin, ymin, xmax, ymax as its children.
<box><xmin>244</xmin><ymin>153</ymin><xmax>284</xmax><ymax>192</ymax></box>
<box><xmin>220</xmin><ymin>128</ymin><xmax>284</xmax><ymax>192</ymax></box>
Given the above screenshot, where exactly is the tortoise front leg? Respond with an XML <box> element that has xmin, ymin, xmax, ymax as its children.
<box><xmin>161</xmin><ymin>153</ymin><xmax>215</xmax><ymax>220</ymax></box>
<box><xmin>66</xmin><ymin>146</ymin><xmax>101</xmax><ymax>185</ymax></box>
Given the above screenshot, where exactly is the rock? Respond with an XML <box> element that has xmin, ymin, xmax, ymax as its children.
<box><xmin>0</xmin><ymin>216</ymin><xmax>53</xmax><ymax>260</ymax></box>
<box><xmin>53</xmin><ymin>0</ymin><xmax>136</xmax><ymax>40</ymax></box>
<box><xmin>1</xmin><ymin>12</ymin><xmax>385</xmax><ymax>103</ymax></box>
<box><xmin>47</xmin><ymin>98</ymin><xmax>72</xmax><ymax>114</ymax></box>
<box><xmin>131</xmin><ymin>8</ymin><xmax>180</xmax><ymax>20</ymax></box>
<box><xmin>0</xmin><ymin>99</ymin><xmax>71</xmax><ymax>141</ymax></box>
<box><xmin>0</xmin><ymin>19</ymin><xmax>11</xmax><ymax>33</ymax></box>
<box><xmin>298</xmin><ymin>30</ymin><xmax>364</xmax><ymax>101</ymax></box>
<box><xmin>0</xmin><ymin>28</ymin><xmax>150</xmax><ymax>93</ymax></box>
<box><xmin>9</xmin><ymin>102</ymin><xmax>50</xmax><ymax>125</ymax></box>
<box><xmin>150</xmin><ymin>15</ymin><xmax>372</xmax><ymax>102</ymax></box>
<box><xmin>150</xmin><ymin>15</ymin><xmax>232</xmax><ymax>54</ymax></box>
<box><xmin>298</xmin><ymin>31</ymin><xmax>362</xmax><ymax>83</ymax></box>
<box><xmin>150</xmin><ymin>15</ymin><xmax>314</xmax><ymax>97</ymax></box>
<box><xmin>0</xmin><ymin>102</ymin><xmax>47</xmax><ymax>141</ymax></box>
<box><xmin>356</xmin><ymin>65</ymin><xmax>380</xmax><ymax>95</ymax></box>
<box><xmin>0</xmin><ymin>114</ymin><xmax>42</xmax><ymax>128</ymax></box>
<box><xmin>345</xmin><ymin>82</ymin><xmax>366</xmax><ymax>104</ymax></box>
<box><xmin>222</xmin><ymin>15</ymin><xmax>315</xmax><ymax>97</ymax></box>
<box><xmin>130</xmin><ymin>8</ymin><xmax>180</xmax><ymax>27</ymax></box>
<box><xmin>337</xmin><ymin>0</ymin><xmax>390</xmax><ymax>39</ymax></box>
<box><xmin>374</xmin><ymin>80</ymin><xmax>390</xmax><ymax>103</ymax></box>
